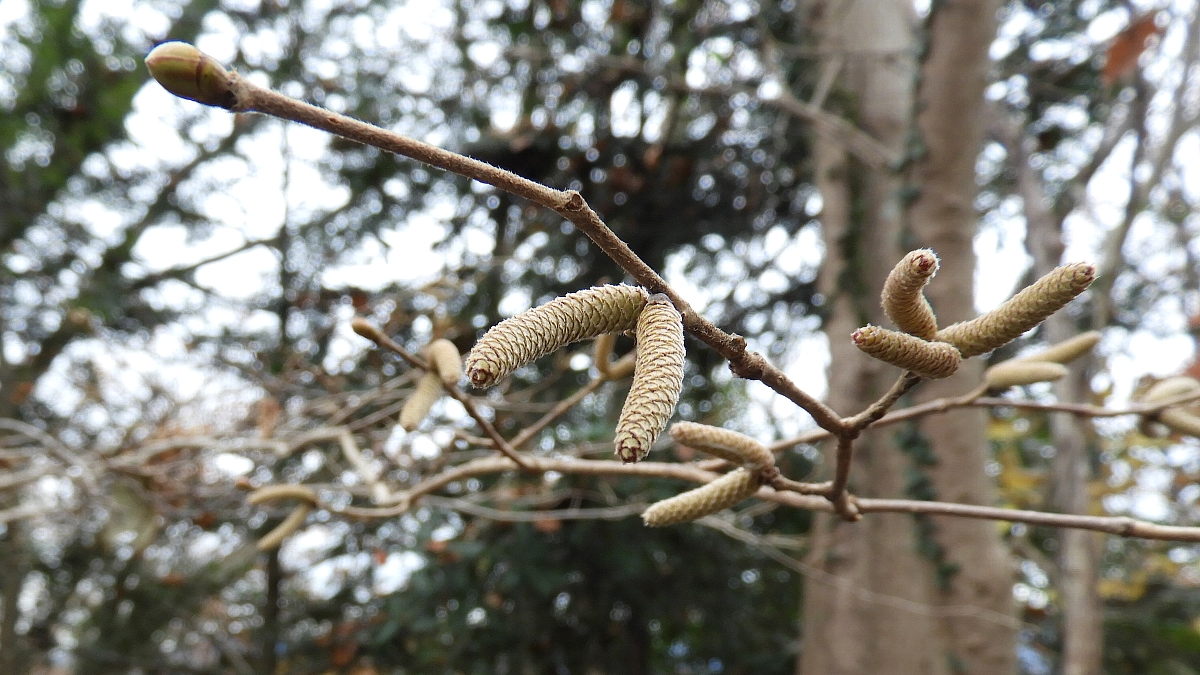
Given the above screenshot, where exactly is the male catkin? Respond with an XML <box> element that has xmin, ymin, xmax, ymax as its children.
<box><xmin>425</xmin><ymin>338</ymin><xmax>463</xmax><ymax>386</ymax></box>
<box><xmin>466</xmin><ymin>284</ymin><xmax>649</xmax><ymax>387</ymax></box>
<box><xmin>881</xmin><ymin>249</ymin><xmax>940</xmax><ymax>340</ymax></box>
<box><xmin>642</xmin><ymin>468</ymin><xmax>760</xmax><ymax>527</ymax></box>
<box><xmin>984</xmin><ymin>360</ymin><xmax>1069</xmax><ymax>389</ymax></box>
<box><xmin>400</xmin><ymin>371</ymin><xmax>444</xmax><ymax>432</ymax></box>
<box><xmin>1018</xmin><ymin>330</ymin><xmax>1101</xmax><ymax>365</ymax></box>
<box><xmin>669</xmin><ymin>422</ymin><xmax>774</xmax><ymax>469</ymax></box>
<box><xmin>851</xmin><ymin>325</ymin><xmax>962</xmax><ymax>379</ymax></box>
<box><xmin>614</xmin><ymin>295</ymin><xmax>685</xmax><ymax>463</ymax></box>
<box><xmin>937</xmin><ymin>263</ymin><xmax>1096</xmax><ymax>358</ymax></box>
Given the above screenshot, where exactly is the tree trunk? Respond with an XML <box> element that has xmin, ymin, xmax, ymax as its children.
<box><xmin>799</xmin><ymin>1</ymin><xmax>1015</xmax><ymax>673</ymax></box>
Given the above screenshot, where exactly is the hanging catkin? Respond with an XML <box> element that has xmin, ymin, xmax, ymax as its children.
<box><xmin>669</xmin><ymin>422</ymin><xmax>774</xmax><ymax>469</ymax></box>
<box><xmin>851</xmin><ymin>326</ymin><xmax>962</xmax><ymax>379</ymax></box>
<box><xmin>881</xmin><ymin>249</ymin><xmax>940</xmax><ymax>340</ymax></box>
<box><xmin>936</xmin><ymin>263</ymin><xmax>1096</xmax><ymax>358</ymax></box>
<box><xmin>642</xmin><ymin>468</ymin><xmax>760</xmax><ymax>527</ymax></box>
<box><xmin>984</xmin><ymin>360</ymin><xmax>1069</xmax><ymax>389</ymax></box>
<box><xmin>425</xmin><ymin>338</ymin><xmax>463</xmax><ymax>386</ymax></box>
<box><xmin>614</xmin><ymin>294</ymin><xmax>685</xmax><ymax>463</ymax></box>
<box><xmin>400</xmin><ymin>371</ymin><xmax>444</xmax><ymax>432</ymax></box>
<box><xmin>466</xmin><ymin>284</ymin><xmax>649</xmax><ymax>387</ymax></box>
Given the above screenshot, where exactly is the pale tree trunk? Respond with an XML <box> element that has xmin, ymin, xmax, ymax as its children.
<box><xmin>799</xmin><ymin>1</ymin><xmax>1015</xmax><ymax>673</ymax></box>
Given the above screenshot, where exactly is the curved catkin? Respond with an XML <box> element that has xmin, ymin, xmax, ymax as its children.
<box><xmin>614</xmin><ymin>295</ymin><xmax>685</xmax><ymax>463</ymax></box>
<box><xmin>425</xmin><ymin>338</ymin><xmax>463</xmax><ymax>386</ymax></box>
<box><xmin>984</xmin><ymin>360</ymin><xmax>1069</xmax><ymax>389</ymax></box>
<box><xmin>606</xmin><ymin>352</ymin><xmax>636</xmax><ymax>380</ymax></box>
<box><xmin>466</xmin><ymin>284</ymin><xmax>649</xmax><ymax>388</ymax></box>
<box><xmin>594</xmin><ymin>332</ymin><xmax>616</xmax><ymax>378</ymax></box>
<box><xmin>669</xmin><ymin>422</ymin><xmax>775</xmax><ymax>469</ymax></box>
<box><xmin>247</xmin><ymin>484</ymin><xmax>318</xmax><ymax>506</ymax></box>
<box><xmin>256</xmin><ymin>503</ymin><xmax>312</xmax><ymax>551</ymax></box>
<box><xmin>642</xmin><ymin>468</ymin><xmax>760</xmax><ymax>527</ymax></box>
<box><xmin>851</xmin><ymin>325</ymin><xmax>961</xmax><ymax>379</ymax></box>
<box><xmin>936</xmin><ymin>263</ymin><xmax>1096</xmax><ymax>358</ymax></box>
<box><xmin>1159</xmin><ymin>409</ymin><xmax>1200</xmax><ymax>439</ymax></box>
<box><xmin>1021</xmin><ymin>331</ymin><xmax>1102</xmax><ymax>365</ymax></box>
<box><xmin>881</xmin><ymin>249</ymin><xmax>940</xmax><ymax>340</ymax></box>
<box><xmin>400</xmin><ymin>371</ymin><xmax>444</xmax><ymax>431</ymax></box>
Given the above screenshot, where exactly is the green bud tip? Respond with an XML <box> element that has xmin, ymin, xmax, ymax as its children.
<box><xmin>145</xmin><ymin>41</ymin><xmax>236</xmax><ymax>109</ymax></box>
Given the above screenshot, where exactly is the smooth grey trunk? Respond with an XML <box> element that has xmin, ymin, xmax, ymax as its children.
<box><xmin>799</xmin><ymin>1</ymin><xmax>1015</xmax><ymax>673</ymax></box>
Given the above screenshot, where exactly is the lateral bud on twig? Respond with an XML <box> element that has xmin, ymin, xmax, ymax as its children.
<box><xmin>614</xmin><ymin>295</ymin><xmax>685</xmax><ymax>463</ymax></box>
<box><xmin>669</xmin><ymin>422</ymin><xmax>774</xmax><ymax>470</ymax></box>
<box><xmin>642</xmin><ymin>468</ymin><xmax>761</xmax><ymax>527</ymax></box>
<box><xmin>851</xmin><ymin>326</ymin><xmax>961</xmax><ymax>379</ymax></box>
<box><xmin>400</xmin><ymin>371</ymin><xmax>443</xmax><ymax>432</ymax></box>
<box><xmin>1018</xmin><ymin>330</ymin><xmax>1102</xmax><ymax>365</ymax></box>
<box><xmin>984</xmin><ymin>360</ymin><xmax>1069</xmax><ymax>389</ymax></box>
<box><xmin>466</xmin><ymin>284</ymin><xmax>649</xmax><ymax>388</ymax></box>
<box><xmin>145</xmin><ymin>41</ymin><xmax>237</xmax><ymax>109</ymax></box>
<box><xmin>936</xmin><ymin>263</ymin><xmax>1096</xmax><ymax>358</ymax></box>
<box><xmin>881</xmin><ymin>249</ymin><xmax>940</xmax><ymax>340</ymax></box>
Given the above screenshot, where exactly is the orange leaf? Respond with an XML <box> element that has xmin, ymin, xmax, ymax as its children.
<box><xmin>1103</xmin><ymin>13</ymin><xmax>1163</xmax><ymax>86</ymax></box>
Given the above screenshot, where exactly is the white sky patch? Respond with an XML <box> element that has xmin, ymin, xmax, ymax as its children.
<box><xmin>373</xmin><ymin>551</ymin><xmax>425</xmax><ymax>595</ymax></box>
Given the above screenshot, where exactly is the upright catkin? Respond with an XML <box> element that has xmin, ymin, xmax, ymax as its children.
<box><xmin>614</xmin><ymin>295</ymin><xmax>685</xmax><ymax>463</ymax></box>
<box><xmin>851</xmin><ymin>325</ymin><xmax>962</xmax><ymax>379</ymax></box>
<box><xmin>881</xmin><ymin>249</ymin><xmax>940</xmax><ymax>340</ymax></box>
<box><xmin>425</xmin><ymin>338</ymin><xmax>463</xmax><ymax>386</ymax></box>
<box><xmin>936</xmin><ymin>263</ymin><xmax>1096</xmax><ymax>358</ymax></box>
<box><xmin>984</xmin><ymin>360</ymin><xmax>1069</xmax><ymax>389</ymax></box>
<box><xmin>642</xmin><ymin>468</ymin><xmax>760</xmax><ymax>527</ymax></box>
<box><xmin>466</xmin><ymin>284</ymin><xmax>649</xmax><ymax>388</ymax></box>
<box><xmin>400</xmin><ymin>371</ymin><xmax>443</xmax><ymax>432</ymax></box>
<box><xmin>669</xmin><ymin>422</ymin><xmax>774</xmax><ymax>469</ymax></box>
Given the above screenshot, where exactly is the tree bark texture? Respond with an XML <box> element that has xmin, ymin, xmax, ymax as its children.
<box><xmin>800</xmin><ymin>1</ymin><xmax>1015</xmax><ymax>673</ymax></box>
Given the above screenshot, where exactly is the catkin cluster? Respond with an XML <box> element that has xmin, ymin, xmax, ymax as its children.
<box><xmin>466</xmin><ymin>284</ymin><xmax>649</xmax><ymax>388</ymax></box>
<box><xmin>614</xmin><ymin>295</ymin><xmax>686</xmax><ymax>463</ymax></box>
<box><xmin>982</xmin><ymin>331</ymin><xmax>1101</xmax><ymax>389</ymax></box>
<box><xmin>400</xmin><ymin>338</ymin><xmax>462</xmax><ymax>432</ymax></box>
<box><xmin>642</xmin><ymin>468</ymin><xmax>761</xmax><ymax>527</ymax></box>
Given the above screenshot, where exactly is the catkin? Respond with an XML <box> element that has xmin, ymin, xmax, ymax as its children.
<box><xmin>425</xmin><ymin>338</ymin><xmax>463</xmax><ymax>386</ymax></box>
<box><xmin>614</xmin><ymin>295</ymin><xmax>686</xmax><ymax>463</ymax></box>
<box><xmin>936</xmin><ymin>263</ymin><xmax>1096</xmax><ymax>358</ymax></box>
<box><xmin>642</xmin><ymin>468</ymin><xmax>760</xmax><ymax>527</ymax></box>
<box><xmin>984</xmin><ymin>360</ymin><xmax>1069</xmax><ymax>389</ymax></box>
<box><xmin>466</xmin><ymin>284</ymin><xmax>649</xmax><ymax>388</ymax></box>
<box><xmin>1020</xmin><ymin>331</ymin><xmax>1102</xmax><ymax>365</ymax></box>
<box><xmin>1142</xmin><ymin>376</ymin><xmax>1200</xmax><ymax>404</ymax></box>
<box><xmin>851</xmin><ymin>326</ymin><xmax>961</xmax><ymax>379</ymax></box>
<box><xmin>881</xmin><ymin>249</ymin><xmax>940</xmax><ymax>340</ymax></box>
<box><xmin>594</xmin><ymin>332</ymin><xmax>616</xmax><ymax>378</ymax></box>
<box><xmin>256</xmin><ymin>503</ymin><xmax>312</xmax><ymax>551</ymax></box>
<box><xmin>247</xmin><ymin>484</ymin><xmax>318</xmax><ymax>506</ymax></box>
<box><xmin>607</xmin><ymin>352</ymin><xmax>636</xmax><ymax>380</ymax></box>
<box><xmin>400</xmin><ymin>371</ymin><xmax>444</xmax><ymax>431</ymax></box>
<box><xmin>1158</xmin><ymin>409</ymin><xmax>1200</xmax><ymax>438</ymax></box>
<box><xmin>669</xmin><ymin>422</ymin><xmax>774</xmax><ymax>469</ymax></box>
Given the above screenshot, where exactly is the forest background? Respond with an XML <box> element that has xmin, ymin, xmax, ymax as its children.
<box><xmin>3</xmin><ymin>0</ymin><xmax>1200</xmax><ymax>674</ymax></box>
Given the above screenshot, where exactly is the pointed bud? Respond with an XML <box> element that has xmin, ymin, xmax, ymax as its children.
<box><xmin>400</xmin><ymin>371</ymin><xmax>444</xmax><ymax>432</ymax></box>
<box><xmin>466</xmin><ymin>284</ymin><xmax>649</xmax><ymax>388</ymax></box>
<box><xmin>937</xmin><ymin>263</ymin><xmax>1096</xmax><ymax>358</ymax></box>
<box><xmin>256</xmin><ymin>503</ymin><xmax>313</xmax><ymax>551</ymax></box>
<box><xmin>851</xmin><ymin>325</ymin><xmax>961</xmax><ymax>379</ymax></box>
<box><xmin>984</xmin><ymin>360</ymin><xmax>1069</xmax><ymax>389</ymax></box>
<box><xmin>881</xmin><ymin>249</ymin><xmax>940</xmax><ymax>340</ymax></box>
<box><xmin>669</xmin><ymin>422</ymin><xmax>774</xmax><ymax>469</ymax></box>
<box><xmin>424</xmin><ymin>338</ymin><xmax>463</xmax><ymax>386</ymax></box>
<box><xmin>1020</xmin><ymin>331</ymin><xmax>1102</xmax><ymax>365</ymax></box>
<box><xmin>615</xmin><ymin>295</ymin><xmax>685</xmax><ymax>463</ymax></box>
<box><xmin>145</xmin><ymin>41</ymin><xmax>237</xmax><ymax>108</ymax></box>
<box><xmin>642</xmin><ymin>468</ymin><xmax>760</xmax><ymax>527</ymax></box>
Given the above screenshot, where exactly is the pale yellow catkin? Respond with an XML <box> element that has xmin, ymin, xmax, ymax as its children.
<box><xmin>984</xmin><ymin>360</ymin><xmax>1069</xmax><ymax>389</ymax></box>
<box><xmin>851</xmin><ymin>325</ymin><xmax>962</xmax><ymax>379</ymax></box>
<box><xmin>400</xmin><ymin>371</ymin><xmax>444</xmax><ymax>431</ymax></box>
<box><xmin>614</xmin><ymin>295</ymin><xmax>685</xmax><ymax>463</ymax></box>
<box><xmin>1158</xmin><ymin>409</ymin><xmax>1200</xmax><ymax>439</ymax></box>
<box><xmin>1019</xmin><ymin>331</ymin><xmax>1102</xmax><ymax>365</ymax></box>
<box><xmin>881</xmin><ymin>249</ymin><xmax>940</xmax><ymax>340</ymax></box>
<box><xmin>425</xmin><ymin>338</ymin><xmax>463</xmax><ymax>386</ymax></box>
<box><xmin>669</xmin><ymin>422</ymin><xmax>774</xmax><ymax>469</ymax></box>
<box><xmin>247</xmin><ymin>484</ymin><xmax>319</xmax><ymax>506</ymax></box>
<box><xmin>1137</xmin><ymin>376</ymin><xmax>1200</xmax><ymax>439</ymax></box>
<box><xmin>1142</xmin><ymin>376</ymin><xmax>1200</xmax><ymax>404</ymax></box>
<box><xmin>606</xmin><ymin>352</ymin><xmax>636</xmax><ymax>380</ymax></box>
<box><xmin>594</xmin><ymin>332</ymin><xmax>617</xmax><ymax>378</ymax></box>
<box><xmin>256</xmin><ymin>503</ymin><xmax>312</xmax><ymax>551</ymax></box>
<box><xmin>936</xmin><ymin>263</ymin><xmax>1096</xmax><ymax>358</ymax></box>
<box><xmin>641</xmin><ymin>468</ymin><xmax>760</xmax><ymax>527</ymax></box>
<box><xmin>466</xmin><ymin>284</ymin><xmax>649</xmax><ymax>388</ymax></box>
